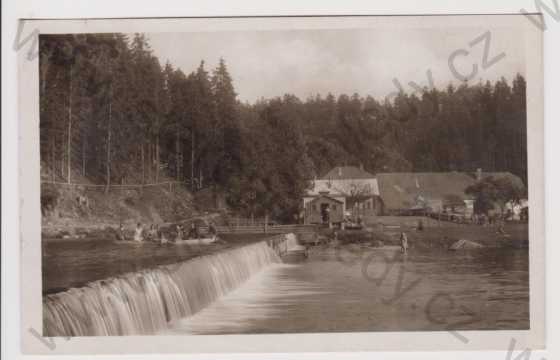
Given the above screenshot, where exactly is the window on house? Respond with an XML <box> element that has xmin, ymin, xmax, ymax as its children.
<box><xmin>332</xmin><ymin>204</ymin><xmax>337</xmax><ymax>211</ymax></box>
<box><xmin>312</xmin><ymin>204</ymin><xmax>316</xmax><ymax>211</ymax></box>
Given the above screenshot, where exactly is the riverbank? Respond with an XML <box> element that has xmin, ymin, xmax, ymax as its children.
<box><xmin>41</xmin><ymin>213</ymin><xmax>223</xmax><ymax>242</ymax></box>
<box><xmin>313</xmin><ymin>222</ymin><xmax>528</xmax><ymax>250</ymax></box>
<box><xmin>40</xmin><ymin>176</ymin><xmax>216</xmax><ymax>240</ymax></box>
<box><xmin>405</xmin><ymin>223</ymin><xmax>529</xmax><ymax>249</ymax></box>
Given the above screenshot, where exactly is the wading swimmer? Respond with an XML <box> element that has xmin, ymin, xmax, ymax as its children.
<box><xmin>157</xmin><ymin>224</ymin><xmax>168</xmax><ymax>244</ymax></box>
<box><xmin>188</xmin><ymin>222</ymin><xmax>199</xmax><ymax>239</ymax></box>
<box><xmin>400</xmin><ymin>231</ymin><xmax>409</xmax><ymax>254</ymax></box>
<box><xmin>208</xmin><ymin>221</ymin><xmax>218</xmax><ymax>241</ymax></box>
<box><xmin>147</xmin><ymin>224</ymin><xmax>156</xmax><ymax>242</ymax></box>
<box><xmin>133</xmin><ymin>222</ymin><xmax>144</xmax><ymax>242</ymax></box>
<box><xmin>116</xmin><ymin>223</ymin><xmax>125</xmax><ymax>241</ymax></box>
<box><xmin>174</xmin><ymin>225</ymin><xmax>184</xmax><ymax>243</ymax></box>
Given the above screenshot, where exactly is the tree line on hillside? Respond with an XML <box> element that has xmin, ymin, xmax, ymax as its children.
<box><xmin>39</xmin><ymin>33</ymin><xmax>527</xmax><ymax>222</ymax></box>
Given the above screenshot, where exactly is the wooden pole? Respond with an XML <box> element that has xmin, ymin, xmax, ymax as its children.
<box><xmin>67</xmin><ymin>65</ymin><xmax>73</xmax><ymax>184</ymax></box>
<box><xmin>176</xmin><ymin>122</ymin><xmax>181</xmax><ymax>181</ymax></box>
<box><xmin>264</xmin><ymin>213</ymin><xmax>268</xmax><ymax>234</ymax></box>
<box><xmin>82</xmin><ymin>135</ymin><xmax>86</xmax><ymax>177</ymax></box>
<box><xmin>105</xmin><ymin>82</ymin><xmax>112</xmax><ymax>194</ymax></box>
<box><xmin>191</xmin><ymin>126</ymin><xmax>195</xmax><ymax>191</ymax></box>
<box><xmin>51</xmin><ymin>136</ymin><xmax>55</xmax><ymax>182</ymax></box>
<box><xmin>141</xmin><ymin>143</ymin><xmax>145</xmax><ymax>191</ymax></box>
<box><xmin>155</xmin><ymin>134</ymin><xmax>160</xmax><ymax>183</ymax></box>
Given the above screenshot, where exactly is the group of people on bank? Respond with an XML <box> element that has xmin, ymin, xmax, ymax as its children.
<box><xmin>115</xmin><ymin>220</ymin><xmax>217</xmax><ymax>244</ymax></box>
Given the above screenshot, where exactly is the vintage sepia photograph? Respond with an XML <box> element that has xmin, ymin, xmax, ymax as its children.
<box><xmin>23</xmin><ymin>15</ymin><xmax>543</xmax><ymax>350</ymax></box>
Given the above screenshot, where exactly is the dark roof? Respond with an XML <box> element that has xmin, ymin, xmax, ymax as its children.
<box><xmin>376</xmin><ymin>171</ymin><xmax>524</xmax><ymax>210</ymax></box>
<box><xmin>320</xmin><ymin>166</ymin><xmax>374</xmax><ymax>180</ymax></box>
<box><xmin>308</xmin><ymin>194</ymin><xmax>344</xmax><ymax>204</ymax></box>
<box><xmin>479</xmin><ymin>172</ymin><xmax>526</xmax><ymax>188</ymax></box>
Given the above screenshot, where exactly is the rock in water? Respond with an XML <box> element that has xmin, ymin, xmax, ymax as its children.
<box><xmin>449</xmin><ymin>239</ymin><xmax>484</xmax><ymax>250</ymax></box>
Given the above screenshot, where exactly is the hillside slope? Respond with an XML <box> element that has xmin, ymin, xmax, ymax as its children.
<box><xmin>41</xmin><ymin>172</ymin><xmax>196</xmax><ymax>232</ymax></box>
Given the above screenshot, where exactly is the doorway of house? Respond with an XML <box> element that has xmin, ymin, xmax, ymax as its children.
<box><xmin>320</xmin><ymin>203</ymin><xmax>330</xmax><ymax>224</ymax></box>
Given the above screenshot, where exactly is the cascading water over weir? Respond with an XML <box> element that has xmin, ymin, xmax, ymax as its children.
<box><xmin>44</xmin><ymin>237</ymin><xmax>290</xmax><ymax>336</ymax></box>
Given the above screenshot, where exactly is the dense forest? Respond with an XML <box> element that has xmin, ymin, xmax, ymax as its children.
<box><xmin>39</xmin><ymin>33</ymin><xmax>527</xmax><ymax>221</ymax></box>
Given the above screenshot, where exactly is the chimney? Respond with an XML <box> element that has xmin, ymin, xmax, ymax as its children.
<box><xmin>476</xmin><ymin>168</ymin><xmax>482</xmax><ymax>181</ymax></box>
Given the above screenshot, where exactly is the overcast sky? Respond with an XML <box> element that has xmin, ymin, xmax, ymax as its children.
<box><xmin>148</xmin><ymin>26</ymin><xmax>526</xmax><ymax>103</ymax></box>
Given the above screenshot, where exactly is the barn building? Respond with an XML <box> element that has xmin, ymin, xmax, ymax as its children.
<box><xmin>303</xmin><ymin>166</ymin><xmax>526</xmax><ymax>225</ymax></box>
<box><xmin>375</xmin><ymin>170</ymin><xmax>525</xmax><ymax>217</ymax></box>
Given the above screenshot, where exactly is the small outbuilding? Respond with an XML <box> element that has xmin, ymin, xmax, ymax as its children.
<box><xmin>303</xmin><ymin>193</ymin><xmax>344</xmax><ymax>225</ymax></box>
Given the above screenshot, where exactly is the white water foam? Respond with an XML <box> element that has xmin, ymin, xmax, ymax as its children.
<box><xmin>43</xmin><ymin>241</ymin><xmax>282</xmax><ymax>336</ymax></box>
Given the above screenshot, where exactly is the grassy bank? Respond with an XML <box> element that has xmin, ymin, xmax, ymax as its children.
<box><xmin>406</xmin><ymin>223</ymin><xmax>529</xmax><ymax>249</ymax></box>
<box><xmin>314</xmin><ymin>222</ymin><xmax>528</xmax><ymax>250</ymax></box>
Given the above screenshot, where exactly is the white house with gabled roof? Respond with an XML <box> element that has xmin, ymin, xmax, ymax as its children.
<box><xmin>303</xmin><ymin>166</ymin><xmax>381</xmax><ymax>225</ymax></box>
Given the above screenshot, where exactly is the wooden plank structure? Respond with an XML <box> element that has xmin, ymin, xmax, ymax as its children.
<box><xmin>209</xmin><ymin>224</ymin><xmax>318</xmax><ymax>235</ymax></box>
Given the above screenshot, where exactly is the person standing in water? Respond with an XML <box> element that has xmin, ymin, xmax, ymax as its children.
<box><xmin>208</xmin><ymin>221</ymin><xmax>218</xmax><ymax>240</ymax></box>
<box><xmin>175</xmin><ymin>225</ymin><xmax>184</xmax><ymax>243</ymax></box>
<box><xmin>400</xmin><ymin>232</ymin><xmax>409</xmax><ymax>254</ymax></box>
<box><xmin>188</xmin><ymin>222</ymin><xmax>199</xmax><ymax>239</ymax></box>
<box><xmin>146</xmin><ymin>224</ymin><xmax>156</xmax><ymax>242</ymax></box>
<box><xmin>157</xmin><ymin>224</ymin><xmax>168</xmax><ymax>244</ymax></box>
<box><xmin>116</xmin><ymin>223</ymin><xmax>125</xmax><ymax>241</ymax></box>
<box><xmin>133</xmin><ymin>222</ymin><xmax>144</xmax><ymax>242</ymax></box>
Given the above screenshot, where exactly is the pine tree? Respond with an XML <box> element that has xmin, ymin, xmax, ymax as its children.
<box><xmin>211</xmin><ymin>58</ymin><xmax>241</xmax><ymax>188</ymax></box>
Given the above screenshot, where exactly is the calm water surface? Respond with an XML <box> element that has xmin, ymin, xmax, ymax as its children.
<box><xmin>42</xmin><ymin>237</ymin><xmax>259</xmax><ymax>292</ymax></box>
<box><xmin>164</xmin><ymin>245</ymin><xmax>529</xmax><ymax>334</ymax></box>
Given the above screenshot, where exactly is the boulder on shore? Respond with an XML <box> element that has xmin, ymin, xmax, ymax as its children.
<box><xmin>449</xmin><ymin>239</ymin><xmax>484</xmax><ymax>251</ymax></box>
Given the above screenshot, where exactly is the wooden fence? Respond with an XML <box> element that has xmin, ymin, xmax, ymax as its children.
<box><xmin>206</xmin><ymin>224</ymin><xmax>318</xmax><ymax>235</ymax></box>
<box><xmin>372</xmin><ymin>215</ymin><xmax>472</xmax><ymax>239</ymax></box>
<box><xmin>226</xmin><ymin>216</ymin><xmax>271</xmax><ymax>227</ymax></box>
<box><xmin>41</xmin><ymin>180</ymin><xmax>185</xmax><ymax>192</ymax></box>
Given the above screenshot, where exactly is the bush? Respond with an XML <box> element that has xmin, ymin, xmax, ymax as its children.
<box><xmin>337</xmin><ymin>229</ymin><xmax>394</xmax><ymax>244</ymax></box>
<box><xmin>124</xmin><ymin>196</ymin><xmax>137</xmax><ymax>207</ymax></box>
<box><xmin>337</xmin><ymin>230</ymin><xmax>371</xmax><ymax>244</ymax></box>
<box><xmin>41</xmin><ymin>185</ymin><xmax>60</xmax><ymax>214</ymax></box>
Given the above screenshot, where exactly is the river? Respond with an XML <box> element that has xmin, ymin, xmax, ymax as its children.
<box><xmin>42</xmin><ymin>238</ymin><xmax>529</xmax><ymax>335</ymax></box>
<box><xmin>164</xmin><ymin>245</ymin><xmax>529</xmax><ymax>334</ymax></box>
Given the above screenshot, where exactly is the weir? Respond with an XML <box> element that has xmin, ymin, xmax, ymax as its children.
<box><xmin>43</xmin><ymin>238</ymin><xmax>291</xmax><ymax>336</ymax></box>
